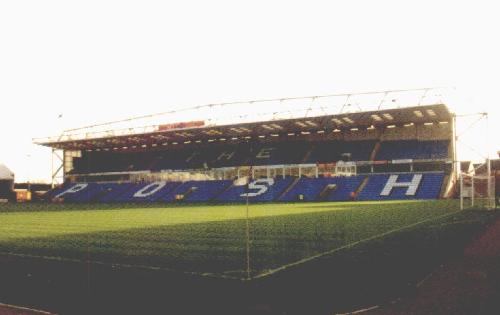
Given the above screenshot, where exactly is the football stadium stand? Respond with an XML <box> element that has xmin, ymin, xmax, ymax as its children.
<box><xmin>34</xmin><ymin>90</ymin><xmax>456</xmax><ymax>204</ymax></box>
<box><xmin>66</xmin><ymin>139</ymin><xmax>450</xmax><ymax>174</ymax></box>
<box><xmin>47</xmin><ymin>172</ymin><xmax>444</xmax><ymax>203</ymax></box>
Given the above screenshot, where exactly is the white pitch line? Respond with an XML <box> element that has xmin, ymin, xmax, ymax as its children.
<box><xmin>333</xmin><ymin>305</ymin><xmax>380</xmax><ymax>315</ymax></box>
<box><xmin>0</xmin><ymin>208</ymin><xmax>462</xmax><ymax>283</ymax></box>
<box><xmin>0</xmin><ymin>302</ymin><xmax>56</xmax><ymax>315</ymax></box>
<box><xmin>416</xmin><ymin>271</ymin><xmax>434</xmax><ymax>288</ymax></box>
<box><xmin>252</xmin><ymin>210</ymin><xmax>462</xmax><ymax>280</ymax></box>
<box><xmin>0</xmin><ymin>251</ymin><xmax>242</xmax><ymax>281</ymax></box>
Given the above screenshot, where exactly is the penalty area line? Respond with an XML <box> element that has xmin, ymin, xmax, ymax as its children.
<box><xmin>334</xmin><ymin>305</ymin><xmax>380</xmax><ymax>315</ymax></box>
<box><xmin>252</xmin><ymin>209</ymin><xmax>462</xmax><ymax>280</ymax></box>
<box><xmin>0</xmin><ymin>251</ymin><xmax>241</xmax><ymax>281</ymax></box>
<box><xmin>0</xmin><ymin>302</ymin><xmax>56</xmax><ymax>315</ymax></box>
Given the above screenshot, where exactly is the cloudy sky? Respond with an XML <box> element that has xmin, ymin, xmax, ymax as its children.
<box><xmin>1</xmin><ymin>0</ymin><xmax>498</xmax><ymax>183</ymax></box>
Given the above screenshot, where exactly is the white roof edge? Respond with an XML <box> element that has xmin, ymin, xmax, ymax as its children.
<box><xmin>0</xmin><ymin>164</ymin><xmax>14</xmax><ymax>180</ymax></box>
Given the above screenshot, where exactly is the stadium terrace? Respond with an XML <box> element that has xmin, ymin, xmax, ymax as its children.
<box><xmin>34</xmin><ymin>89</ymin><xmax>457</xmax><ymax>204</ymax></box>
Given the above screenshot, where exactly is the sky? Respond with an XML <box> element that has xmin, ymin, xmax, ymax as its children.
<box><xmin>0</xmin><ymin>0</ymin><xmax>499</xmax><ymax>183</ymax></box>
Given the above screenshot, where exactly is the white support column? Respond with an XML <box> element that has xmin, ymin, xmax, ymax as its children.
<box><xmin>452</xmin><ymin>114</ymin><xmax>459</xmax><ymax>181</ymax></box>
<box><xmin>486</xmin><ymin>113</ymin><xmax>492</xmax><ymax>209</ymax></box>
<box><xmin>471</xmin><ymin>176</ymin><xmax>475</xmax><ymax>207</ymax></box>
<box><xmin>460</xmin><ymin>173</ymin><xmax>464</xmax><ymax>210</ymax></box>
<box><xmin>51</xmin><ymin>148</ymin><xmax>64</xmax><ymax>188</ymax></box>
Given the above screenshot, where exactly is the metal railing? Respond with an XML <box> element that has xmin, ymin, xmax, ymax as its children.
<box><xmin>33</xmin><ymin>87</ymin><xmax>452</xmax><ymax>145</ymax></box>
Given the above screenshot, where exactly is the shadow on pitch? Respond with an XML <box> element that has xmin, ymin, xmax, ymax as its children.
<box><xmin>0</xmin><ymin>207</ymin><xmax>496</xmax><ymax>315</ymax></box>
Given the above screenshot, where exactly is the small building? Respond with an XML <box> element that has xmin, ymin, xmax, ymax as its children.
<box><xmin>0</xmin><ymin>164</ymin><xmax>15</xmax><ymax>202</ymax></box>
<box><xmin>475</xmin><ymin>159</ymin><xmax>500</xmax><ymax>176</ymax></box>
<box><xmin>475</xmin><ymin>159</ymin><xmax>500</xmax><ymax>200</ymax></box>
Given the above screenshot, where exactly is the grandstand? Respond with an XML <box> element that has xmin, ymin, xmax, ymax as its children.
<box><xmin>34</xmin><ymin>89</ymin><xmax>455</xmax><ymax>204</ymax></box>
<box><xmin>15</xmin><ymin>89</ymin><xmax>500</xmax><ymax>315</ymax></box>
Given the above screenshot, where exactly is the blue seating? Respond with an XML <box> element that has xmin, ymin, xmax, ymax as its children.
<box><xmin>97</xmin><ymin>183</ymin><xmax>138</xmax><ymax>203</ymax></box>
<box><xmin>68</xmin><ymin>183</ymin><xmax>112</xmax><ymax>203</ymax></box>
<box><xmin>216</xmin><ymin>177</ymin><xmax>295</xmax><ymax>202</ymax></box>
<box><xmin>111</xmin><ymin>183</ymin><xmax>150</xmax><ymax>203</ymax></box>
<box><xmin>279</xmin><ymin>178</ymin><xmax>329</xmax><ymax>202</ymax></box>
<box><xmin>69</xmin><ymin>140</ymin><xmax>385</xmax><ymax>175</ymax></box>
<box><xmin>184</xmin><ymin>180</ymin><xmax>232</xmax><ymax>202</ymax></box>
<box><xmin>157</xmin><ymin>180</ymin><xmax>232</xmax><ymax>202</ymax></box>
<box><xmin>323</xmin><ymin>176</ymin><xmax>364</xmax><ymax>201</ymax></box>
<box><xmin>52</xmin><ymin>183</ymin><xmax>95</xmax><ymax>203</ymax></box>
<box><xmin>45</xmin><ymin>173</ymin><xmax>444</xmax><ymax>203</ymax></box>
<box><xmin>114</xmin><ymin>182</ymin><xmax>181</xmax><ymax>202</ymax></box>
<box><xmin>357</xmin><ymin>172</ymin><xmax>444</xmax><ymax>200</ymax></box>
<box><xmin>68</xmin><ymin>138</ymin><xmax>450</xmax><ymax>175</ymax></box>
<box><xmin>44</xmin><ymin>182</ymin><xmax>72</xmax><ymax>200</ymax></box>
<box><xmin>157</xmin><ymin>181</ymin><xmax>195</xmax><ymax>202</ymax></box>
<box><xmin>50</xmin><ymin>182</ymin><xmax>115</xmax><ymax>203</ymax></box>
<box><xmin>279</xmin><ymin>176</ymin><xmax>364</xmax><ymax>202</ymax></box>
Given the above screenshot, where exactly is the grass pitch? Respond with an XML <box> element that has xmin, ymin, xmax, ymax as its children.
<box><xmin>0</xmin><ymin>200</ymin><xmax>460</xmax><ymax>279</ymax></box>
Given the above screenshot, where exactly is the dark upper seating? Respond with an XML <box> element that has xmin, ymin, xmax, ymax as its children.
<box><xmin>68</xmin><ymin>139</ymin><xmax>450</xmax><ymax>175</ymax></box>
<box><xmin>376</xmin><ymin>140</ymin><xmax>449</xmax><ymax>161</ymax></box>
<box><xmin>305</xmin><ymin>140</ymin><xmax>376</xmax><ymax>163</ymax></box>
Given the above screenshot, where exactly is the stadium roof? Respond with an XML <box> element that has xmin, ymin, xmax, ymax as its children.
<box><xmin>0</xmin><ymin>164</ymin><xmax>14</xmax><ymax>181</ymax></box>
<box><xmin>34</xmin><ymin>103</ymin><xmax>452</xmax><ymax>151</ymax></box>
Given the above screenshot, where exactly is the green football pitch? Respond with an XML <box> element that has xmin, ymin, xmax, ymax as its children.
<box><xmin>0</xmin><ymin>200</ymin><xmax>461</xmax><ymax>279</ymax></box>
